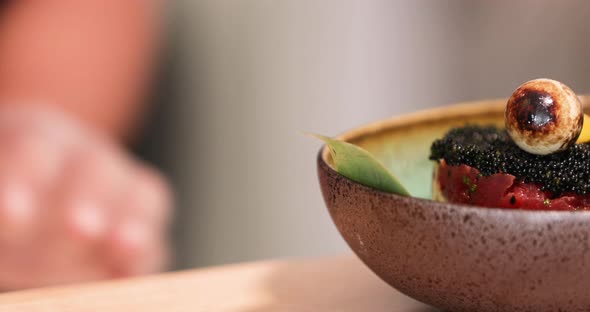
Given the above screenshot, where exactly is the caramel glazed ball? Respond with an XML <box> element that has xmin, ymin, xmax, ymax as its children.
<box><xmin>505</xmin><ymin>79</ymin><xmax>583</xmax><ymax>155</ymax></box>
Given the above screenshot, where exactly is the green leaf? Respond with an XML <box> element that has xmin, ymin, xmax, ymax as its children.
<box><xmin>310</xmin><ymin>133</ymin><xmax>411</xmax><ymax>196</ymax></box>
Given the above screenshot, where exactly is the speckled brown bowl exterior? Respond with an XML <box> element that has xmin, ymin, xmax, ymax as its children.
<box><xmin>318</xmin><ymin>98</ymin><xmax>590</xmax><ymax>312</ymax></box>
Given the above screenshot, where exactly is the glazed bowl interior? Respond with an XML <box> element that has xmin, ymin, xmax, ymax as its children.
<box><xmin>327</xmin><ymin>98</ymin><xmax>587</xmax><ymax>199</ymax></box>
<box><xmin>318</xmin><ymin>96</ymin><xmax>590</xmax><ymax>312</ymax></box>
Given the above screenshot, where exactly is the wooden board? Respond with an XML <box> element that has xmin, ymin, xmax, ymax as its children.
<box><xmin>0</xmin><ymin>256</ymin><xmax>437</xmax><ymax>312</ymax></box>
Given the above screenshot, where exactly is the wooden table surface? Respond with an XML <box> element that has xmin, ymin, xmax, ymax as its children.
<box><xmin>0</xmin><ymin>256</ymin><xmax>438</xmax><ymax>312</ymax></box>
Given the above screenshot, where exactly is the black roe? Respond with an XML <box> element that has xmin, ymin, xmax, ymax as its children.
<box><xmin>429</xmin><ymin>125</ymin><xmax>590</xmax><ymax>196</ymax></box>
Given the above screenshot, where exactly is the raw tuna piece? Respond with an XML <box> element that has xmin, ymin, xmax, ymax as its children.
<box><xmin>436</xmin><ymin>161</ymin><xmax>590</xmax><ymax>211</ymax></box>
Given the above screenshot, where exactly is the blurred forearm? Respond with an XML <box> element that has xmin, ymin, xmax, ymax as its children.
<box><xmin>0</xmin><ymin>0</ymin><xmax>161</xmax><ymax>142</ymax></box>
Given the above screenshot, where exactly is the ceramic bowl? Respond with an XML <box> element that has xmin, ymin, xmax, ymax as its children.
<box><xmin>317</xmin><ymin>98</ymin><xmax>590</xmax><ymax>312</ymax></box>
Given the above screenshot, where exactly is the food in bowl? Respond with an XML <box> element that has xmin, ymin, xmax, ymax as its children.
<box><xmin>316</xmin><ymin>94</ymin><xmax>590</xmax><ymax>311</ymax></box>
<box><xmin>316</xmin><ymin>92</ymin><xmax>590</xmax><ymax>312</ymax></box>
<box><xmin>430</xmin><ymin>78</ymin><xmax>590</xmax><ymax>210</ymax></box>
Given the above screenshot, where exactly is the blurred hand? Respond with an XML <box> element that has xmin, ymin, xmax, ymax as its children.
<box><xmin>0</xmin><ymin>107</ymin><xmax>172</xmax><ymax>290</ymax></box>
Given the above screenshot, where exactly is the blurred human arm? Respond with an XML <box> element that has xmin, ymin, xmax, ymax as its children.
<box><xmin>0</xmin><ymin>0</ymin><xmax>162</xmax><ymax>141</ymax></box>
<box><xmin>0</xmin><ymin>1</ymin><xmax>172</xmax><ymax>290</ymax></box>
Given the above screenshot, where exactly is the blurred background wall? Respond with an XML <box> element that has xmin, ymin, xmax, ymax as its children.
<box><xmin>146</xmin><ymin>0</ymin><xmax>590</xmax><ymax>269</ymax></box>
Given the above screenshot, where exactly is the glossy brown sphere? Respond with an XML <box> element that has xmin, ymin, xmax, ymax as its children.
<box><xmin>505</xmin><ymin>79</ymin><xmax>583</xmax><ymax>155</ymax></box>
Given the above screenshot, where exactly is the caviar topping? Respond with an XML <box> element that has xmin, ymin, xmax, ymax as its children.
<box><xmin>430</xmin><ymin>125</ymin><xmax>590</xmax><ymax>195</ymax></box>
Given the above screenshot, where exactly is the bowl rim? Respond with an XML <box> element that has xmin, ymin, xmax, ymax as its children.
<box><xmin>318</xmin><ymin>96</ymin><xmax>590</xmax><ymax>215</ymax></box>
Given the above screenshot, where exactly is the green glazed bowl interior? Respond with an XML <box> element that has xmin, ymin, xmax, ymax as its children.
<box><xmin>318</xmin><ymin>97</ymin><xmax>590</xmax><ymax>312</ymax></box>
<box><xmin>328</xmin><ymin>99</ymin><xmax>506</xmax><ymax>199</ymax></box>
